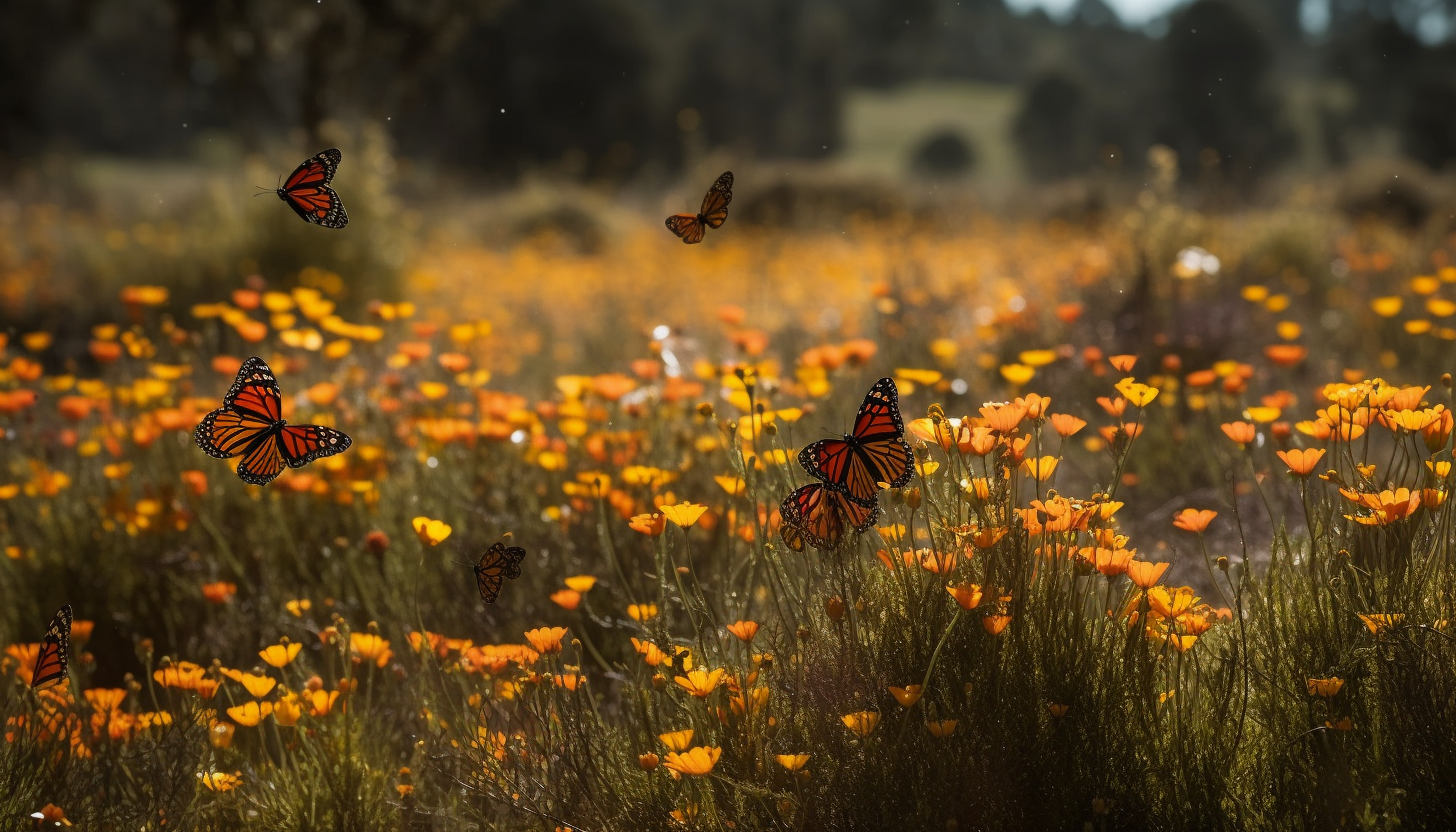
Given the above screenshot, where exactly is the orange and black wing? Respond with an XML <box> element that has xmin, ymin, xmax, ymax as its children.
<box><xmin>279</xmin><ymin>149</ymin><xmax>348</xmax><ymax>229</ymax></box>
<box><xmin>834</xmin><ymin>489</ymin><xmax>879</xmax><ymax>534</ymax></box>
<box><xmin>195</xmin><ymin>408</ymin><xmax>276</xmax><ymax>460</ymax></box>
<box><xmin>780</xmin><ymin>483</ymin><xmax>877</xmax><ymax>550</ymax></box>
<box><xmin>847</xmin><ymin>378</ymin><xmax>913</xmax><ymax>497</ymax></box>
<box><xmin>665</xmin><ymin>213</ymin><xmax>705</xmax><ymax>244</ymax></box>
<box><xmin>223</xmin><ymin>357</ymin><xmax>284</xmax><ymax>422</ymax></box>
<box><xmin>699</xmin><ymin>171</ymin><xmax>733</xmax><ymax>228</ymax></box>
<box><xmin>31</xmin><ymin>605</ymin><xmax>72</xmax><ymax>690</ymax></box>
<box><xmin>801</xmin><ymin>378</ymin><xmax>911</xmax><ymax>506</ymax></box>
<box><xmin>278</xmin><ymin>424</ymin><xmax>352</xmax><ymax>468</ymax></box>
<box><xmin>195</xmin><ymin>358</ymin><xmax>281</xmax><ymax>456</ymax></box>
<box><xmin>235</xmin><ymin>433</ymin><xmax>287</xmax><ymax>485</ymax></box>
<box><xmin>475</xmin><ymin>542</ymin><xmax>527</xmax><ymax>604</ymax></box>
<box><xmin>194</xmin><ymin>356</ymin><xmax>296</xmax><ymax>486</ymax></box>
<box><xmin>799</xmin><ymin>438</ymin><xmax>854</xmax><ymax>492</ymax></box>
<box><xmin>779</xmin><ymin>513</ymin><xmax>806</xmax><ymax>552</ymax></box>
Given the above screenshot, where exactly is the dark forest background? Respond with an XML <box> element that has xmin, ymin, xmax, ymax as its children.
<box><xmin>3</xmin><ymin>0</ymin><xmax>1456</xmax><ymax>189</ymax></box>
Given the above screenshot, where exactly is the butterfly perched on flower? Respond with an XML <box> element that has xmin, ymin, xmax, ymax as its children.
<box><xmin>798</xmin><ymin>377</ymin><xmax>913</xmax><ymax>507</ymax></box>
<box><xmin>474</xmin><ymin>541</ymin><xmax>527</xmax><ymax>604</ymax></box>
<box><xmin>195</xmin><ymin>357</ymin><xmax>352</xmax><ymax>486</ymax></box>
<box><xmin>276</xmin><ymin>149</ymin><xmax>348</xmax><ymax>229</ymax></box>
<box><xmin>31</xmin><ymin>605</ymin><xmax>72</xmax><ymax>690</ymax></box>
<box><xmin>778</xmin><ymin>482</ymin><xmax>879</xmax><ymax>550</ymax></box>
<box><xmin>665</xmin><ymin>171</ymin><xmax>732</xmax><ymax>244</ymax></box>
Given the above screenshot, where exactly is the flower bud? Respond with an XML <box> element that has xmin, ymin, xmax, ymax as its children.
<box><xmin>826</xmin><ymin>596</ymin><xmax>845</xmax><ymax>620</ymax></box>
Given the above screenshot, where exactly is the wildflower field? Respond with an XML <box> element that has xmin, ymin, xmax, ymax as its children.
<box><xmin>6</xmin><ymin>154</ymin><xmax>1456</xmax><ymax>831</ymax></box>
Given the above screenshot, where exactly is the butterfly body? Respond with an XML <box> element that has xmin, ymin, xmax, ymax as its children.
<box><xmin>195</xmin><ymin>357</ymin><xmax>352</xmax><ymax>486</ymax></box>
<box><xmin>665</xmin><ymin>171</ymin><xmax>732</xmax><ymax>244</ymax></box>
<box><xmin>31</xmin><ymin>605</ymin><xmax>72</xmax><ymax>690</ymax></box>
<box><xmin>276</xmin><ymin>148</ymin><xmax>348</xmax><ymax>229</ymax></box>
<box><xmin>475</xmin><ymin>541</ymin><xmax>527</xmax><ymax>604</ymax></box>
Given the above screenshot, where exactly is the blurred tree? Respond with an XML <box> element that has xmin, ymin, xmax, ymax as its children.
<box><xmin>910</xmin><ymin>129</ymin><xmax>976</xmax><ymax>177</ymax></box>
<box><xmin>1155</xmin><ymin>0</ymin><xmax>1294</xmax><ymax>187</ymax></box>
<box><xmin>1326</xmin><ymin>16</ymin><xmax>1423</xmax><ymax>128</ymax></box>
<box><xmin>1013</xmin><ymin>71</ymin><xmax>1097</xmax><ymax>181</ymax></box>
<box><xmin>671</xmin><ymin>0</ymin><xmax>849</xmax><ymax>160</ymax></box>
<box><xmin>163</xmin><ymin>0</ymin><xmax>504</xmax><ymax>146</ymax></box>
<box><xmin>1403</xmin><ymin>72</ymin><xmax>1456</xmax><ymax>170</ymax></box>
<box><xmin>0</xmin><ymin>0</ymin><xmax>98</xmax><ymax>160</ymax></box>
<box><xmin>1071</xmin><ymin>0</ymin><xmax>1119</xmax><ymax>28</ymax></box>
<box><xmin>397</xmin><ymin>0</ymin><xmax>662</xmax><ymax>178</ymax></box>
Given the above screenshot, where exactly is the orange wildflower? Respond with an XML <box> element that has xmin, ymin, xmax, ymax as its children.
<box><xmin>727</xmin><ymin>620</ymin><xmax>759</xmax><ymax>642</ymax></box>
<box><xmin>841</xmin><ymin>711</ymin><xmax>880</xmax><ymax>737</ymax></box>
<box><xmin>1049</xmin><ymin>413</ymin><xmax>1086</xmax><ymax>437</ymax></box>
<box><xmin>1221</xmin><ymin>421</ymin><xmax>1257</xmax><ymax>445</ymax></box>
<box><xmin>629</xmin><ymin>513</ymin><xmax>667</xmax><ymax>536</ymax></box>
<box><xmin>1277</xmin><ymin>448</ymin><xmax>1326</xmax><ymax>477</ymax></box>
<box><xmin>349</xmin><ymin>633</ymin><xmax>394</xmax><ymax>667</ymax></box>
<box><xmin>550</xmin><ymin>589</ymin><xmax>582</xmax><ymax>610</ymax></box>
<box><xmin>947</xmin><ymin>583</ymin><xmax>984</xmax><ymax>610</ymax></box>
<box><xmin>524</xmin><ymin>627</ymin><xmax>567</xmax><ymax>654</ymax></box>
<box><xmin>1126</xmin><ymin>560</ymin><xmax>1170</xmax><ymax>589</ymax></box>
<box><xmin>1173</xmin><ymin>509</ymin><xmax>1218</xmax><ymax>533</ymax></box>
<box><xmin>663</xmin><ymin>746</ymin><xmax>721</xmax><ymax>777</ymax></box>
<box><xmin>201</xmin><ymin>581</ymin><xmax>236</xmax><ymax>604</ymax></box>
<box><xmin>673</xmin><ymin>668</ymin><xmax>725</xmax><ymax>698</ymax></box>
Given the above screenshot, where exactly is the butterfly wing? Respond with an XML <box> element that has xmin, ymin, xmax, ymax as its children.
<box><xmin>475</xmin><ymin>542</ymin><xmax>525</xmax><ymax>604</ymax></box>
<box><xmin>699</xmin><ymin>171</ymin><xmax>733</xmax><ymax>229</ymax></box>
<box><xmin>838</xmin><ymin>378</ymin><xmax>913</xmax><ymax>503</ymax></box>
<box><xmin>502</xmin><ymin>546</ymin><xmax>527</xmax><ymax>580</ymax></box>
<box><xmin>280</xmin><ymin>149</ymin><xmax>348</xmax><ymax>229</ymax></box>
<box><xmin>31</xmin><ymin>605</ymin><xmax>72</xmax><ymax>690</ymax></box>
<box><xmin>665</xmin><ymin>213</ymin><xmax>705</xmax><ymax>244</ymax></box>
<box><xmin>195</xmin><ymin>356</ymin><xmax>284</xmax><ymax>463</ymax></box>
<box><xmin>851</xmin><ymin>377</ymin><xmax>907</xmax><ymax>441</ymax></box>
<box><xmin>284</xmin><ymin>148</ymin><xmax>342</xmax><ymax>189</ymax></box>
<box><xmin>833</xmin><ymin>488</ymin><xmax>880</xmax><ymax>534</ymax></box>
<box><xmin>779</xmin><ymin>483</ymin><xmax>844</xmax><ymax>550</ymax></box>
<box><xmin>778</xmin><ymin>511</ymin><xmax>806</xmax><ymax>552</ymax></box>
<box><xmin>474</xmin><ymin>543</ymin><xmax>506</xmax><ymax>603</ymax></box>
<box><xmin>195</xmin><ymin>408</ymin><xmax>276</xmax><ymax>459</ymax></box>
<box><xmin>236</xmin><ymin>433</ymin><xmax>287</xmax><ymax>485</ymax></box>
<box><xmin>278</xmin><ymin>424</ymin><xmax>353</xmax><ymax>469</ymax></box>
<box><xmin>281</xmin><ymin>185</ymin><xmax>348</xmax><ymax>229</ymax></box>
<box><xmin>799</xmin><ymin>438</ymin><xmax>854</xmax><ymax>490</ymax></box>
<box><xmin>225</xmin><ymin>357</ymin><xmax>284</xmax><ymax>422</ymax></box>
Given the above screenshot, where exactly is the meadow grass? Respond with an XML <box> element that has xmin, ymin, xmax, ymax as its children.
<box><xmin>3</xmin><ymin>163</ymin><xmax>1456</xmax><ymax>831</ymax></box>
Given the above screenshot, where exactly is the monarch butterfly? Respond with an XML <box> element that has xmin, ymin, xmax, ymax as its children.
<box><xmin>276</xmin><ymin>149</ymin><xmax>348</xmax><ymax>229</ymax></box>
<box><xmin>474</xmin><ymin>541</ymin><xmax>527</xmax><ymax>604</ymax></box>
<box><xmin>664</xmin><ymin>171</ymin><xmax>732</xmax><ymax>244</ymax></box>
<box><xmin>778</xmin><ymin>482</ymin><xmax>879</xmax><ymax>550</ymax></box>
<box><xmin>195</xmin><ymin>357</ymin><xmax>352</xmax><ymax>486</ymax></box>
<box><xmin>798</xmin><ymin>377</ymin><xmax>913</xmax><ymax>508</ymax></box>
<box><xmin>31</xmin><ymin>605</ymin><xmax>72</xmax><ymax>690</ymax></box>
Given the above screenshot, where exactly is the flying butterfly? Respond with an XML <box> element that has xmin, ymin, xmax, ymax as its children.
<box><xmin>474</xmin><ymin>541</ymin><xmax>527</xmax><ymax>604</ymax></box>
<box><xmin>798</xmin><ymin>377</ymin><xmax>913</xmax><ymax>508</ymax></box>
<box><xmin>274</xmin><ymin>148</ymin><xmax>348</xmax><ymax>229</ymax></box>
<box><xmin>31</xmin><ymin>605</ymin><xmax>72</xmax><ymax>690</ymax></box>
<box><xmin>665</xmin><ymin>171</ymin><xmax>732</xmax><ymax>244</ymax></box>
<box><xmin>778</xmin><ymin>482</ymin><xmax>879</xmax><ymax>551</ymax></box>
<box><xmin>195</xmin><ymin>357</ymin><xmax>352</xmax><ymax>486</ymax></box>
